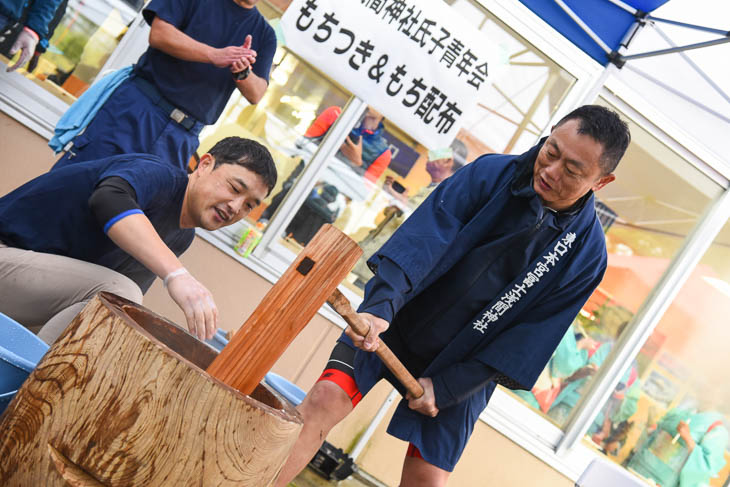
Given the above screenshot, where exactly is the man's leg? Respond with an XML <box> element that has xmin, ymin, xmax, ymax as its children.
<box><xmin>0</xmin><ymin>245</ymin><xmax>143</xmax><ymax>344</ymax></box>
<box><xmin>274</xmin><ymin>343</ymin><xmax>363</xmax><ymax>487</ymax></box>
<box><xmin>400</xmin><ymin>445</ymin><xmax>451</xmax><ymax>487</ymax></box>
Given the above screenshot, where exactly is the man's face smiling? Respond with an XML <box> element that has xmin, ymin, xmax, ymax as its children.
<box><xmin>182</xmin><ymin>154</ymin><xmax>268</xmax><ymax>230</ymax></box>
<box><xmin>533</xmin><ymin>119</ymin><xmax>615</xmax><ymax>211</ymax></box>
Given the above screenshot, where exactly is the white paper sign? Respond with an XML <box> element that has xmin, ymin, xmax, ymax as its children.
<box><xmin>281</xmin><ymin>0</ymin><xmax>495</xmax><ymax>148</ymax></box>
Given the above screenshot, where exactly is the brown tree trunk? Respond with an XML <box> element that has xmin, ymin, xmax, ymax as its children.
<box><xmin>0</xmin><ymin>293</ymin><xmax>302</xmax><ymax>486</ymax></box>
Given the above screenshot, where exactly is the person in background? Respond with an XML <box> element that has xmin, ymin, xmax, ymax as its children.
<box><xmin>258</xmin><ymin>105</ymin><xmax>394</xmax><ymax>226</ymax></box>
<box><xmin>52</xmin><ymin>0</ymin><xmax>277</xmax><ymax>171</ymax></box>
<box><xmin>304</xmin><ymin>105</ymin><xmax>393</xmax><ymax>182</ymax></box>
<box><xmin>351</xmin><ymin>139</ymin><xmax>468</xmax><ymax>287</ymax></box>
<box><xmin>275</xmin><ymin>105</ymin><xmax>630</xmax><ymax>487</ymax></box>
<box><xmin>25</xmin><ymin>0</ymin><xmax>67</xmax><ymax>73</ymax></box>
<box><xmin>0</xmin><ymin>0</ymin><xmax>63</xmax><ymax>71</ymax></box>
<box><xmin>627</xmin><ymin>401</ymin><xmax>728</xmax><ymax>487</ymax></box>
<box><xmin>514</xmin><ymin>323</ymin><xmax>641</xmax><ymax>456</ymax></box>
<box><xmin>284</xmin><ymin>182</ymin><xmax>341</xmax><ymax>245</ymax></box>
<box><xmin>0</xmin><ymin>137</ymin><xmax>276</xmax><ymax>344</ymax></box>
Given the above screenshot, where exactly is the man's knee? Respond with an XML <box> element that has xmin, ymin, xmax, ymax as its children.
<box><xmin>400</xmin><ymin>455</ymin><xmax>450</xmax><ymax>487</ymax></box>
<box><xmin>102</xmin><ymin>274</ymin><xmax>143</xmax><ymax>304</ymax></box>
<box><xmin>299</xmin><ymin>380</ymin><xmax>353</xmax><ymax>426</ymax></box>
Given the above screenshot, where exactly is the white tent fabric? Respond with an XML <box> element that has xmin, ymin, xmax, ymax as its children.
<box><xmin>613</xmin><ymin>2</ymin><xmax>730</xmax><ymax>173</ymax></box>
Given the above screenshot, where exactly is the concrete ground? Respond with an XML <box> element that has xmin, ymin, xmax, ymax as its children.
<box><xmin>290</xmin><ymin>466</ymin><xmax>388</xmax><ymax>487</ymax></box>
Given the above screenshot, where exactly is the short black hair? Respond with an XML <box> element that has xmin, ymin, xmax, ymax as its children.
<box><xmin>554</xmin><ymin>105</ymin><xmax>631</xmax><ymax>174</ymax></box>
<box><xmin>207</xmin><ymin>137</ymin><xmax>278</xmax><ymax>195</ymax></box>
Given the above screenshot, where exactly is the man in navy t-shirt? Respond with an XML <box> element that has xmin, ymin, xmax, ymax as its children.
<box><xmin>53</xmin><ymin>0</ymin><xmax>277</xmax><ymax>171</ymax></box>
<box><xmin>0</xmin><ymin>137</ymin><xmax>276</xmax><ymax>344</ymax></box>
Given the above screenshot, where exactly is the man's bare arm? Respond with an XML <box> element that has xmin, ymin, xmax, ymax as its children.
<box><xmin>148</xmin><ymin>17</ymin><xmax>255</xmax><ymax>68</ymax></box>
<box><xmin>107</xmin><ymin>213</ymin><xmax>218</xmax><ymax>340</ymax></box>
<box><xmin>230</xmin><ymin>36</ymin><xmax>269</xmax><ymax>104</ymax></box>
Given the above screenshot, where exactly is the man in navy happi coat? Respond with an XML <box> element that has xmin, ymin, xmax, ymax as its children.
<box><xmin>276</xmin><ymin>105</ymin><xmax>631</xmax><ymax>487</ymax></box>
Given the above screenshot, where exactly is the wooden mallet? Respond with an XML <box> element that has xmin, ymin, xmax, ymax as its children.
<box><xmin>327</xmin><ymin>288</ymin><xmax>424</xmax><ymax>399</ymax></box>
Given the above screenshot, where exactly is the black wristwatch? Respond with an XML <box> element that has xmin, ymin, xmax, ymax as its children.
<box><xmin>233</xmin><ymin>67</ymin><xmax>251</xmax><ymax>81</ymax></box>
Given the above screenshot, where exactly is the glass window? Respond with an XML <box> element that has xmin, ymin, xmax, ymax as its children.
<box><xmin>509</xmin><ymin>99</ymin><xmax>724</xmax><ymax>439</ymax></box>
<box><xmin>264</xmin><ymin>103</ymin><xmax>472</xmax><ymax>295</ymax></box>
<box><xmin>198</xmin><ymin>43</ymin><xmax>351</xmax><ymax>259</ymax></box>
<box><xmin>587</xmin><ymin>219</ymin><xmax>730</xmax><ymax>487</ymax></box>
<box><xmin>1</xmin><ymin>0</ymin><xmax>142</xmax><ymax>103</ymax></box>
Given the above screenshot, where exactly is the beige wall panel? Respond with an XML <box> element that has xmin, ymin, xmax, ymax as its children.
<box><xmin>453</xmin><ymin>421</ymin><xmax>571</xmax><ymax>487</ymax></box>
<box><xmin>0</xmin><ymin>112</ymin><xmax>57</xmax><ymax>194</ymax></box>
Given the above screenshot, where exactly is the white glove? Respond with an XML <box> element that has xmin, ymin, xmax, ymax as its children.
<box><xmin>7</xmin><ymin>27</ymin><xmax>38</xmax><ymax>72</ymax></box>
<box><xmin>164</xmin><ymin>268</ymin><xmax>219</xmax><ymax>340</ymax></box>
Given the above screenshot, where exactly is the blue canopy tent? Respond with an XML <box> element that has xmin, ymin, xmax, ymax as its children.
<box><xmin>517</xmin><ymin>0</ymin><xmax>729</xmax><ymax>67</ymax></box>
<box><xmin>511</xmin><ymin>0</ymin><xmax>730</xmax><ymax>171</ymax></box>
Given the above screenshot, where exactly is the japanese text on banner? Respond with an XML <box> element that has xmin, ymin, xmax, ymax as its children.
<box><xmin>282</xmin><ymin>0</ymin><xmax>495</xmax><ymax>148</ymax></box>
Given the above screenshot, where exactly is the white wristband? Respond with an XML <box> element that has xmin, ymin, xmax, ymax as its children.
<box><xmin>163</xmin><ymin>268</ymin><xmax>188</xmax><ymax>288</ymax></box>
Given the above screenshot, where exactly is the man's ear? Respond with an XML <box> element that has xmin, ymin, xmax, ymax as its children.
<box><xmin>196</xmin><ymin>153</ymin><xmax>215</xmax><ymax>172</ymax></box>
<box><xmin>592</xmin><ymin>173</ymin><xmax>615</xmax><ymax>193</ymax></box>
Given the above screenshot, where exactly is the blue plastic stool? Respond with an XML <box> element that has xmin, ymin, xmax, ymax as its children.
<box><xmin>205</xmin><ymin>328</ymin><xmax>230</xmax><ymax>352</ymax></box>
<box><xmin>0</xmin><ymin>312</ymin><xmax>50</xmax><ymax>414</ymax></box>
<box><xmin>203</xmin><ymin>330</ymin><xmax>306</xmax><ymax>406</ymax></box>
<box><xmin>264</xmin><ymin>372</ymin><xmax>307</xmax><ymax>406</ymax></box>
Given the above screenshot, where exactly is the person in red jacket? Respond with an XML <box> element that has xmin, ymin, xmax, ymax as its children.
<box><xmin>305</xmin><ymin>105</ymin><xmax>393</xmax><ymax>182</ymax></box>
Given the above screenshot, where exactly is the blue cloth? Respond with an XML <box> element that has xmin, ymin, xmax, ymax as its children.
<box><xmin>48</xmin><ymin>66</ymin><xmax>133</xmax><ymax>154</ymax></box>
<box><xmin>137</xmin><ymin>0</ymin><xmax>277</xmax><ymax>124</ymax></box>
<box><xmin>347</xmin><ymin>141</ymin><xmax>608</xmax><ymax>471</ymax></box>
<box><xmin>0</xmin><ymin>154</ymin><xmax>194</xmax><ymax>292</ymax></box>
<box><xmin>52</xmin><ymin>79</ymin><xmax>202</xmax><ymax>171</ymax></box>
<box><xmin>0</xmin><ymin>0</ymin><xmax>63</xmax><ymax>39</ymax></box>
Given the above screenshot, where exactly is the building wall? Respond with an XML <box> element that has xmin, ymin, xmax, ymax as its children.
<box><xmin>1</xmin><ymin>112</ymin><xmax>571</xmax><ymax>486</ymax></box>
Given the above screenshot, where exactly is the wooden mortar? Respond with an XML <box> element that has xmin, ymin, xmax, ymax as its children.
<box><xmin>0</xmin><ymin>293</ymin><xmax>302</xmax><ymax>486</ymax></box>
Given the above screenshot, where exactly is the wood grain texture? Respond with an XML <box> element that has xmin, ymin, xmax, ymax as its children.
<box><xmin>48</xmin><ymin>444</ymin><xmax>105</xmax><ymax>487</ymax></box>
<box><xmin>0</xmin><ymin>293</ymin><xmax>302</xmax><ymax>487</ymax></box>
<box><xmin>327</xmin><ymin>289</ymin><xmax>424</xmax><ymax>398</ymax></box>
<box><xmin>207</xmin><ymin>224</ymin><xmax>362</xmax><ymax>396</ymax></box>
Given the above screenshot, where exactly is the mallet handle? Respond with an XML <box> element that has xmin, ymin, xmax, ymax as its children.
<box><xmin>327</xmin><ymin>289</ymin><xmax>424</xmax><ymax>399</ymax></box>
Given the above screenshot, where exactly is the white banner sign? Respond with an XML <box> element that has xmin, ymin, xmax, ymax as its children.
<box><xmin>281</xmin><ymin>0</ymin><xmax>496</xmax><ymax>149</ymax></box>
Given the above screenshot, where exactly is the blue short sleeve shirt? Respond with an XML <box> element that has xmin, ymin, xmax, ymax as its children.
<box><xmin>135</xmin><ymin>0</ymin><xmax>277</xmax><ymax>124</ymax></box>
<box><xmin>0</xmin><ymin>154</ymin><xmax>193</xmax><ymax>289</ymax></box>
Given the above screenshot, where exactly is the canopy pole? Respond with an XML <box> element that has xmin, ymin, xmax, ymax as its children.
<box><xmin>647</xmin><ymin>15</ymin><xmax>730</xmax><ymax>36</ymax></box>
<box><xmin>620</xmin><ymin>37</ymin><xmax>730</xmax><ymax>62</ymax></box>
<box><xmin>578</xmin><ymin>18</ymin><xmax>644</xmax><ymax>104</ymax></box>
<box><xmin>554</xmin><ymin>0</ymin><xmax>612</xmax><ymax>54</ymax></box>
<box><xmin>603</xmin><ymin>0</ymin><xmax>638</xmax><ymax>15</ymax></box>
<box><xmin>623</xmin><ymin>64</ymin><xmax>730</xmax><ymax>124</ymax></box>
<box><xmin>653</xmin><ymin>25</ymin><xmax>730</xmax><ymax>106</ymax></box>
